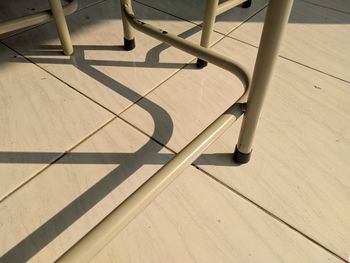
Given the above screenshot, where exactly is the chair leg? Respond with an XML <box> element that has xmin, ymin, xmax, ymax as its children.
<box><xmin>48</xmin><ymin>0</ymin><xmax>73</xmax><ymax>55</ymax></box>
<box><xmin>242</xmin><ymin>0</ymin><xmax>252</xmax><ymax>8</ymax></box>
<box><xmin>234</xmin><ymin>0</ymin><xmax>294</xmax><ymax>164</ymax></box>
<box><xmin>196</xmin><ymin>0</ymin><xmax>219</xmax><ymax>68</ymax></box>
<box><xmin>120</xmin><ymin>0</ymin><xmax>136</xmax><ymax>50</ymax></box>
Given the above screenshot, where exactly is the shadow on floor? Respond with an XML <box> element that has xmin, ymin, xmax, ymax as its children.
<box><xmin>0</xmin><ymin>22</ymin><xmax>242</xmax><ymax>262</ymax></box>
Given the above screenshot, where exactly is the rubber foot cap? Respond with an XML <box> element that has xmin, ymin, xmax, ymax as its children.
<box><xmin>233</xmin><ymin>146</ymin><xmax>252</xmax><ymax>164</ymax></box>
<box><xmin>196</xmin><ymin>58</ymin><xmax>208</xmax><ymax>68</ymax></box>
<box><xmin>124</xmin><ymin>38</ymin><xmax>136</xmax><ymax>51</ymax></box>
<box><xmin>242</xmin><ymin>0</ymin><xmax>252</xmax><ymax>8</ymax></box>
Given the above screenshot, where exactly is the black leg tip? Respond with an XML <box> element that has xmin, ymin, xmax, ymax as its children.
<box><xmin>242</xmin><ymin>0</ymin><xmax>252</xmax><ymax>8</ymax></box>
<box><xmin>233</xmin><ymin>146</ymin><xmax>252</xmax><ymax>164</ymax></box>
<box><xmin>196</xmin><ymin>58</ymin><xmax>208</xmax><ymax>68</ymax></box>
<box><xmin>124</xmin><ymin>38</ymin><xmax>136</xmax><ymax>51</ymax></box>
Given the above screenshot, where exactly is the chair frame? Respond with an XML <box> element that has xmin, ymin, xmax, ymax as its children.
<box><xmin>197</xmin><ymin>0</ymin><xmax>252</xmax><ymax>68</ymax></box>
<box><xmin>55</xmin><ymin>0</ymin><xmax>294</xmax><ymax>261</ymax></box>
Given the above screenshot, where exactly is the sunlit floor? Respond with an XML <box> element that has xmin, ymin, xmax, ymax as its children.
<box><xmin>0</xmin><ymin>0</ymin><xmax>350</xmax><ymax>262</ymax></box>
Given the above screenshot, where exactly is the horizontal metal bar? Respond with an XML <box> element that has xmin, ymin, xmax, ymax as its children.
<box><xmin>0</xmin><ymin>0</ymin><xmax>78</xmax><ymax>35</ymax></box>
<box><xmin>56</xmin><ymin>103</ymin><xmax>244</xmax><ymax>263</ymax></box>
<box><xmin>216</xmin><ymin>0</ymin><xmax>246</xmax><ymax>15</ymax></box>
<box><xmin>123</xmin><ymin>3</ymin><xmax>251</xmax><ymax>95</ymax></box>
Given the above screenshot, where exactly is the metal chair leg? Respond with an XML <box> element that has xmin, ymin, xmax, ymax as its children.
<box><xmin>196</xmin><ymin>0</ymin><xmax>219</xmax><ymax>68</ymax></box>
<box><xmin>48</xmin><ymin>0</ymin><xmax>74</xmax><ymax>55</ymax></box>
<box><xmin>233</xmin><ymin>0</ymin><xmax>294</xmax><ymax>164</ymax></box>
<box><xmin>120</xmin><ymin>0</ymin><xmax>136</xmax><ymax>50</ymax></box>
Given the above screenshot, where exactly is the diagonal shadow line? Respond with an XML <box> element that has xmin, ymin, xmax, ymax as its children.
<box><xmin>0</xmin><ymin>152</ymin><xmax>237</xmax><ymax>166</ymax></box>
<box><xmin>0</xmin><ymin>62</ymin><xmax>173</xmax><ymax>263</ymax></box>
<box><xmin>0</xmin><ymin>49</ymin><xmax>175</xmax><ymax>263</ymax></box>
<box><xmin>5</xmin><ymin>25</ymin><xmax>202</xmax><ymax>69</ymax></box>
<box><xmin>0</xmin><ymin>23</ymin><xmax>206</xmax><ymax>263</ymax></box>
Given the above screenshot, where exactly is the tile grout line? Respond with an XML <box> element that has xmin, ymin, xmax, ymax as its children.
<box><xmin>135</xmin><ymin>0</ymin><xmax>268</xmax><ymax>36</ymax></box>
<box><xmin>194</xmin><ymin>165</ymin><xmax>348</xmax><ymax>263</ymax></box>
<box><xmin>300</xmin><ymin>0</ymin><xmax>350</xmax><ymax>15</ymax></box>
<box><xmin>225</xmin><ymin>34</ymin><xmax>350</xmax><ymax>84</ymax></box>
<box><xmin>2</xmin><ymin>2</ymin><xmax>347</xmax><ymax>260</ymax></box>
<box><xmin>0</xmin><ymin>0</ymin><xmax>108</xmax><ymax>41</ymax></box>
<box><xmin>0</xmin><ymin>116</ymin><xmax>116</xmax><ymax>203</ymax></box>
<box><xmin>0</xmin><ymin>41</ymin><xmax>117</xmax><ymax>116</ymax></box>
<box><xmin>2</xmin><ymin>0</ymin><xmax>267</xmax><ymax>121</ymax></box>
<box><xmin>116</xmin><ymin>114</ymin><xmax>348</xmax><ymax>263</ymax></box>
<box><xmin>0</xmin><ymin>19</ymin><xmax>210</xmax><ymax>200</ymax></box>
<box><xmin>133</xmin><ymin>1</ymin><xmax>350</xmax><ymax>84</ymax></box>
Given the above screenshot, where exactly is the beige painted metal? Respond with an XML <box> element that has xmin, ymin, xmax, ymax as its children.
<box><xmin>120</xmin><ymin>0</ymin><xmax>134</xmax><ymax>40</ymax></box>
<box><xmin>0</xmin><ymin>0</ymin><xmax>77</xmax><ymax>35</ymax></box>
<box><xmin>198</xmin><ymin>0</ymin><xmax>245</xmax><ymax>64</ymax></box>
<box><xmin>48</xmin><ymin>0</ymin><xmax>74</xmax><ymax>55</ymax></box>
<box><xmin>56</xmin><ymin>0</ymin><xmax>293</xmax><ymax>261</ymax></box>
<box><xmin>216</xmin><ymin>0</ymin><xmax>246</xmax><ymax>15</ymax></box>
<box><xmin>200</xmin><ymin>0</ymin><xmax>219</xmax><ymax>49</ymax></box>
<box><xmin>57</xmin><ymin>104</ymin><xmax>244</xmax><ymax>263</ymax></box>
<box><xmin>122</xmin><ymin>3</ymin><xmax>250</xmax><ymax>89</ymax></box>
<box><xmin>0</xmin><ymin>0</ymin><xmax>76</xmax><ymax>55</ymax></box>
<box><xmin>236</xmin><ymin>0</ymin><xmax>294</xmax><ymax>154</ymax></box>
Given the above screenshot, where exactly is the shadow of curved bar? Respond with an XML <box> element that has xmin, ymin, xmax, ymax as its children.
<box><xmin>56</xmin><ymin>3</ymin><xmax>251</xmax><ymax>262</ymax></box>
<box><xmin>123</xmin><ymin>3</ymin><xmax>251</xmax><ymax>101</ymax></box>
<box><xmin>58</xmin><ymin>0</ymin><xmax>294</xmax><ymax>259</ymax></box>
<box><xmin>2</xmin><ymin>0</ymin><xmax>293</xmax><ymax>260</ymax></box>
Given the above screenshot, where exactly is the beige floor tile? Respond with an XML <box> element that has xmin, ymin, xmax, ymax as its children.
<box><xmin>0</xmin><ymin>43</ymin><xmax>113</xmax><ymax>201</ymax></box>
<box><xmin>0</xmin><ymin>117</ymin><xmax>173</xmax><ymax>262</ymax></box>
<box><xmin>90</xmin><ymin>166</ymin><xmax>342</xmax><ymax>263</ymax></box>
<box><xmin>302</xmin><ymin>0</ymin><xmax>350</xmax><ymax>13</ymax></box>
<box><xmin>3</xmin><ymin>0</ymin><xmax>222</xmax><ymax>114</ymax></box>
<box><xmin>137</xmin><ymin>0</ymin><xmax>267</xmax><ymax>35</ymax></box>
<box><xmin>121</xmin><ymin>36</ymin><xmax>350</xmax><ymax>260</ymax></box>
<box><xmin>230</xmin><ymin>0</ymin><xmax>350</xmax><ymax>82</ymax></box>
<box><xmin>0</xmin><ymin>0</ymin><xmax>103</xmax><ymax>39</ymax></box>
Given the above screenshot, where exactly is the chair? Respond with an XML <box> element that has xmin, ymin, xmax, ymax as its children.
<box><xmin>56</xmin><ymin>0</ymin><xmax>295</xmax><ymax>261</ymax></box>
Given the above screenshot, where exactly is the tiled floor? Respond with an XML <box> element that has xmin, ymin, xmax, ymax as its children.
<box><xmin>0</xmin><ymin>0</ymin><xmax>349</xmax><ymax>262</ymax></box>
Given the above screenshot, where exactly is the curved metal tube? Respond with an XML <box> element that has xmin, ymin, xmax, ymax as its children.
<box><xmin>0</xmin><ymin>0</ymin><xmax>78</xmax><ymax>35</ymax></box>
<box><xmin>123</xmin><ymin>3</ymin><xmax>251</xmax><ymax>101</ymax></box>
<box><xmin>56</xmin><ymin>0</ymin><xmax>294</xmax><ymax>261</ymax></box>
<box><xmin>56</xmin><ymin>3</ymin><xmax>252</xmax><ymax>262</ymax></box>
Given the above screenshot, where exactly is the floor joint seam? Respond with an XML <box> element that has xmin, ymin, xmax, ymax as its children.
<box><xmin>0</xmin><ymin>116</ymin><xmax>116</xmax><ymax>203</ymax></box>
<box><xmin>135</xmin><ymin>0</ymin><xmax>268</xmax><ymax>38</ymax></box>
<box><xmin>1</xmin><ymin>0</ymin><xmax>349</xmax><ymax>260</ymax></box>
<box><xmin>223</xmin><ymin>35</ymin><xmax>350</xmax><ymax>84</ymax></box>
<box><xmin>112</xmin><ymin>114</ymin><xmax>348</xmax><ymax>263</ymax></box>
<box><xmin>1</xmin><ymin>0</ymin><xmax>267</xmax><ymax>120</ymax></box>
<box><xmin>0</xmin><ymin>0</ymin><xmax>108</xmax><ymax>41</ymax></box>
<box><xmin>300</xmin><ymin>0</ymin><xmax>350</xmax><ymax>15</ymax></box>
<box><xmin>194</xmin><ymin>165</ymin><xmax>348</xmax><ymax>263</ymax></box>
<box><xmin>213</xmin><ymin>4</ymin><xmax>268</xmax><ymax>36</ymax></box>
<box><xmin>0</xmin><ymin>40</ymin><xmax>118</xmax><ymax>116</ymax></box>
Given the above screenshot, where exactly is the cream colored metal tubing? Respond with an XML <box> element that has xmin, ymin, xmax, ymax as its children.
<box><xmin>200</xmin><ymin>0</ymin><xmax>219</xmax><ymax>49</ymax></box>
<box><xmin>56</xmin><ymin>2</ymin><xmax>249</xmax><ymax>260</ymax></box>
<box><xmin>121</xmin><ymin>0</ymin><xmax>134</xmax><ymax>41</ymax></box>
<box><xmin>49</xmin><ymin>0</ymin><xmax>74</xmax><ymax>55</ymax></box>
<box><xmin>56</xmin><ymin>103</ymin><xmax>244</xmax><ymax>263</ymax></box>
<box><xmin>0</xmin><ymin>0</ymin><xmax>78</xmax><ymax>35</ymax></box>
<box><xmin>216</xmin><ymin>0</ymin><xmax>246</xmax><ymax>15</ymax></box>
<box><xmin>122</xmin><ymin>3</ymin><xmax>250</xmax><ymax>89</ymax></box>
<box><xmin>236</xmin><ymin>0</ymin><xmax>294</xmax><ymax>154</ymax></box>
